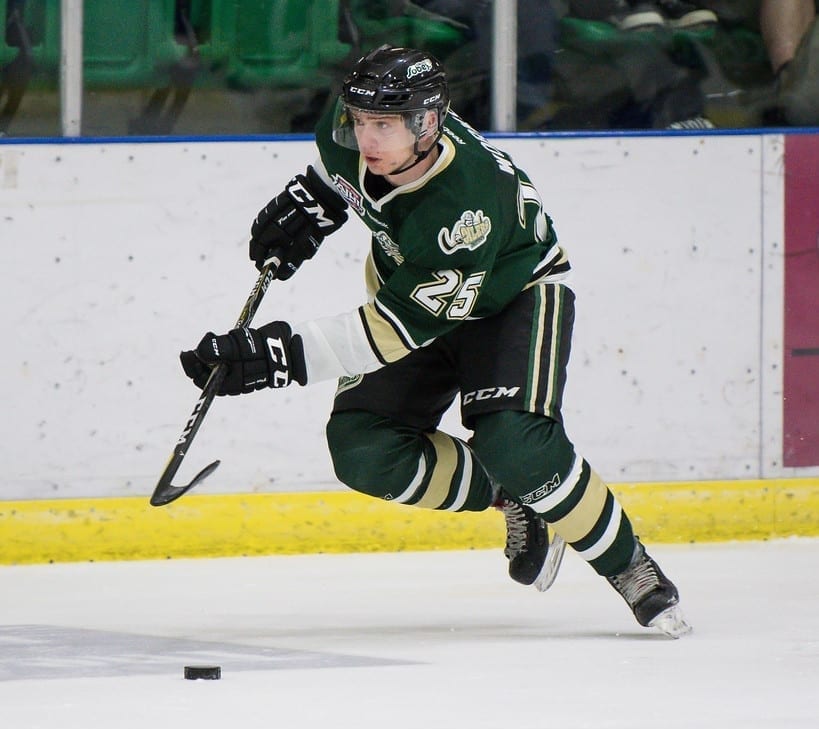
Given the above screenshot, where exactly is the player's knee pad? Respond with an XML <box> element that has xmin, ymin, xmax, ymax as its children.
<box><xmin>472</xmin><ymin>410</ymin><xmax>634</xmax><ymax>575</ymax></box>
<box><xmin>326</xmin><ymin>411</ymin><xmax>494</xmax><ymax>510</ymax></box>
<box><xmin>325</xmin><ymin>411</ymin><xmax>407</xmax><ymax>499</ymax></box>
<box><xmin>471</xmin><ymin>411</ymin><xmax>576</xmax><ymax>496</ymax></box>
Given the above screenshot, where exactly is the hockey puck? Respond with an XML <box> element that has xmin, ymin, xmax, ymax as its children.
<box><xmin>184</xmin><ymin>665</ymin><xmax>221</xmax><ymax>680</ymax></box>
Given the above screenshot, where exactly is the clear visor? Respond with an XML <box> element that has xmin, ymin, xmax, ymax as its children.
<box><xmin>331</xmin><ymin>99</ymin><xmax>434</xmax><ymax>152</ymax></box>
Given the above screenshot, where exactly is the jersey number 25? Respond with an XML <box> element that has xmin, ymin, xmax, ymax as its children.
<box><xmin>411</xmin><ymin>269</ymin><xmax>486</xmax><ymax>320</ymax></box>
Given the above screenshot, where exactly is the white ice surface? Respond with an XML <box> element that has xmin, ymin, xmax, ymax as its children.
<box><xmin>1</xmin><ymin>539</ymin><xmax>817</xmax><ymax>729</ymax></box>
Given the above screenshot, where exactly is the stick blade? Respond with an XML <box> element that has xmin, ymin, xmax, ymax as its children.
<box><xmin>149</xmin><ymin>460</ymin><xmax>221</xmax><ymax>507</ymax></box>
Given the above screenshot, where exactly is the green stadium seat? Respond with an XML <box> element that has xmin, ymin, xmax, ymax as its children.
<box><xmin>4</xmin><ymin>1</ymin><xmax>465</xmax><ymax>133</ymax></box>
<box><xmin>346</xmin><ymin>1</ymin><xmax>465</xmax><ymax>58</ymax></box>
<box><xmin>182</xmin><ymin>0</ymin><xmax>233</xmax><ymax>72</ymax></box>
<box><xmin>84</xmin><ymin>0</ymin><xmax>188</xmax><ymax>87</ymax></box>
<box><xmin>188</xmin><ymin>0</ymin><xmax>351</xmax><ymax>90</ymax></box>
<box><xmin>12</xmin><ymin>0</ymin><xmax>197</xmax><ymax>132</ymax></box>
<box><xmin>21</xmin><ymin>0</ymin><xmax>189</xmax><ymax>88</ymax></box>
<box><xmin>310</xmin><ymin>0</ymin><xmax>354</xmax><ymax>66</ymax></box>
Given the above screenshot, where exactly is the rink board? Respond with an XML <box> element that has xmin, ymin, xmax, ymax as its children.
<box><xmin>1</xmin><ymin>477</ymin><xmax>818</xmax><ymax>564</ymax></box>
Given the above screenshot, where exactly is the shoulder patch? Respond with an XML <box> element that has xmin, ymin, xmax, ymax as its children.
<box><xmin>331</xmin><ymin>174</ymin><xmax>365</xmax><ymax>215</ymax></box>
<box><xmin>437</xmin><ymin>210</ymin><xmax>492</xmax><ymax>254</ymax></box>
<box><xmin>375</xmin><ymin>231</ymin><xmax>404</xmax><ymax>265</ymax></box>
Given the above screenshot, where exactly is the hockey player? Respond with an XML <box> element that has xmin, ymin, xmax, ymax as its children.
<box><xmin>181</xmin><ymin>45</ymin><xmax>691</xmax><ymax>637</ymax></box>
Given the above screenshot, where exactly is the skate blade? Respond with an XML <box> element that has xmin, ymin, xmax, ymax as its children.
<box><xmin>534</xmin><ymin>532</ymin><xmax>567</xmax><ymax>592</ymax></box>
<box><xmin>649</xmin><ymin>605</ymin><xmax>693</xmax><ymax>639</ymax></box>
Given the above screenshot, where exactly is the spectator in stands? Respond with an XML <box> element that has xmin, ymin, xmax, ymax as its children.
<box><xmin>760</xmin><ymin>0</ymin><xmax>819</xmax><ymax>125</ymax></box>
<box><xmin>553</xmin><ymin>1</ymin><xmax>717</xmax><ymax>129</ymax></box>
<box><xmin>569</xmin><ymin>0</ymin><xmax>718</xmax><ymax>30</ymax></box>
<box><xmin>411</xmin><ymin>0</ymin><xmax>559</xmax><ymax>129</ymax></box>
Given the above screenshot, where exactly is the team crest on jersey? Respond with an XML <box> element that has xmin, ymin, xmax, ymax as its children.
<box><xmin>331</xmin><ymin>174</ymin><xmax>364</xmax><ymax>215</ymax></box>
<box><xmin>437</xmin><ymin>210</ymin><xmax>492</xmax><ymax>254</ymax></box>
<box><xmin>375</xmin><ymin>231</ymin><xmax>404</xmax><ymax>264</ymax></box>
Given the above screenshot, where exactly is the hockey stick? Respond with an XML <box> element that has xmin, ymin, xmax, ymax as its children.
<box><xmin>149</xmin><ymin>254</ymin><xmax>282</xmax><ymax>507</ymax></box>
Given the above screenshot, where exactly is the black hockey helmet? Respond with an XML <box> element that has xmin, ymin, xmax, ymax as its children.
<box><xmin>332</xmin><ymin>45</ymin><xmax>450</xmax><ymax>155</ymax></box>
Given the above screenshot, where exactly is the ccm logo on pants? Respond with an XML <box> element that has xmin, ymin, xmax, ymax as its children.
<box><xmin>462</xmin><ymin>386</ymin><xmax>520</xmax><ymax>405</ymax></box>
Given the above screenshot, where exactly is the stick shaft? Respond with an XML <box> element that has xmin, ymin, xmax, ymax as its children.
<box><xmin>150</xmin><ymin>257</ymin><xmax>280</xmax><ymax>506</ymax></box>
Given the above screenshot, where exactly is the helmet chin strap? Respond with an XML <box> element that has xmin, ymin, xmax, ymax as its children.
<box><xmin>386</xmin><ymin>128</ymin><xmax>443</xmax><ymax>176</ymax></box>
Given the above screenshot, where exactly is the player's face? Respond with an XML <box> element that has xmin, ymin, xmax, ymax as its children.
<box><xmin>350</xmin><ymin>110</ymin><xmax>418</xmax><ymax>176</ymax></box>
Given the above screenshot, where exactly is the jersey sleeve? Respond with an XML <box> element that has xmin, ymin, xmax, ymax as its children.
<box><xmin>293</xmin><ymin>253</ymin><xmax>491</xmax><ymax>385</ymax></box>
<box><xmin>292</xmin><ymin>196</ymin><xmax>503</xmax><ymax>384</ymax></box>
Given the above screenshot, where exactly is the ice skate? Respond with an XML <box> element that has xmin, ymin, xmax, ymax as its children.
<box><xmin>495</xmin><ymin>495</ymin><xmax>559</xmax><ymax>587</ymax></box>
<box><xmin>534</xmin><ymin>531</ymin><xmax>566</xmax><ymax>592</ymax></box>
<box><xmin>607</xmin><ymin>538</ymin><xmax>692</xmax><ymax>638</ymax></box>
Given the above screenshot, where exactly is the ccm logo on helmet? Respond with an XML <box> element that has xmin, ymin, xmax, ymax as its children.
<box><xmin>407</xmin><ymin>59</ymin><xmax>433</xmax><ymax>78</ymax></box>
<box><xmin>349</xmin><ymin>86</ymin><xmax>376</xmax><ymax>96</ymax></box>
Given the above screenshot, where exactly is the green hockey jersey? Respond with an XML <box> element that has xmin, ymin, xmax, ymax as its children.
<box><xmin>294</xmin><ymin>106</ymin><xmax>570</xmax><ymax>383</ymax></box>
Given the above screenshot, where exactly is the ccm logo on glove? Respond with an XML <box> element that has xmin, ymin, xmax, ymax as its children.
<box><xmin>249</xmin><ymin>166</ymin><xmax>348</xmax><ymax>280</ymax></box>
<box><xmin>180</xmin><ymin>322</ymin><xmax>307</xmax><ymax>396</ymax></box>
<box><xmin>265</xmin><ymin>334</ymin><xmax>290</xmax><ymax>388</ymax></box>
<box><xmin>287</xmin><ymin>179</ymin><xmax>339</xmax><ymax>230</ymax></box>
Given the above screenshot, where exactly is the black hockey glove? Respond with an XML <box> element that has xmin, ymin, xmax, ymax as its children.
<box><xmin>249</xmin><ymin>166</ymin><xmax>348</xmax><ymax>280</ymax></box>
<box><xmin>180</xmin><ymin>322</ymin><xmax>307</xmax><ymax>396</ymax></box>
